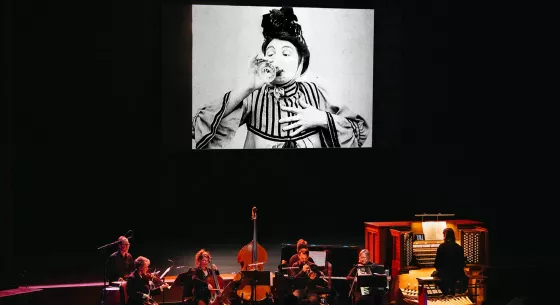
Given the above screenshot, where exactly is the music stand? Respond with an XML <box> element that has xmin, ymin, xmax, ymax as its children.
<box><xmin>238</xmin><ymin>271</ymin><xmax>271</xmax><ymax>305</ymax></box>
<box><xmin>356</xmin><ymin>275</ymin><xmax>375</xmax><ymax>305</ymax></box>
<box><xmin>272</xmin><ymin>273</ymin><xmax>291</xmax><ymax>294</ymax></box>
<box><xmin>272</xmin><ymin>272</ymin><xmax>290</xmax><ymax>305</ymax></box>
<box><xmin>357</xmin><ymin>275</ymin><xmax>375</xmax><ymax>288</ymax></box>
<box><xmin>173</xmin><ymin>270</ymin><xmax>193</xmax><ymax>304</ymax></box>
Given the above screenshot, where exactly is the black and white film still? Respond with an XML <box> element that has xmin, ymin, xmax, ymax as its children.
<box><xmin>191</xmin><ymin>5</ymin><xmax>374</xmax><ymax>149</ymax></box>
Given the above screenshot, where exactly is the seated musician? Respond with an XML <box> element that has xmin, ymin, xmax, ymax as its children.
<box><xmin>126</xmin><ymin>256</ymin><xmax>170</xmax><ymax>305</ymax></box>
<box><xmin>280</xmin><ymin>239</ymin><xmax>315</xmax><ymax>276</ymax></box>
<box><xmin>433</xmin><ymin>228</ymin><xmax>468</xmax><ymax>296</ymax></box>
<box><xmin>289</xmin><ymin>239</ymin><xmax>315</xmax><ymax>267</ymax></box>
<box><xmin>291</xmin><ymin>246</ymin><xmax>329</xmax><ymax>305</ymax></box>
<box><xmin>182</xmin><ymin>249</ymin><xmax>221</xmax><ymax>305</ymax></box>
<box><xmin>347</xmin><ymin>249</ymin><xmax>385</xmax><ymax>305</ymax></box>
<box><xmin>106</xmin><ymin>236</ymin><xmax>134</xmax><ymax>285</ymax></box>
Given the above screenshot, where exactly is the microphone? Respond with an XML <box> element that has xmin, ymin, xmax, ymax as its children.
<box><xmin>125</xmin><ymin>230</ymin><xmax>133</xmax><ymax>240</ymax></box>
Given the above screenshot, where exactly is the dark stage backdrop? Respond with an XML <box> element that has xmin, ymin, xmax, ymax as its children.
<box><xmin>7</xmin><ymin>0</ymin><xmax>548</xmax><ymax>303</ymax></box>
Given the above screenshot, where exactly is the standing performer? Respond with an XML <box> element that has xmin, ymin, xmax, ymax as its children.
<box><xmin>106</xmin><ymin>236</ymin><xmax>134</xmax><ymax>285</ymax></box>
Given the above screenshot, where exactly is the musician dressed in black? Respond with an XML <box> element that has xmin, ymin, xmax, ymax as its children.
<box><xmin>182</xmin><ymin>249</ymin><xmax>221</xmax><ymax>305</ymax></box>
<box><xmin>106</xmin><ymin>236</ymin><xmax>134</xmax><ymax>285</ymax></box>
<box><xmin>126</xmin><ymin>256</ymin><xmax>170</xmax><ymax>305</ymax></box>
<box><xmin>291</xmin><ymin>246</ymin><xmax>328</xmax><ymax>305</ymax></box>
<box><xmin>433</xmin><ymin>228</ymin><xmax>467</xmax><ymax>296</ymax></box>
<box><xmin>279</xmin><ymin>240</ymin><xmax>315</xmax><ymax>276</ymax></box>
<box><xmin>347</xmin><ymin>249</ymin><xmax>386</xmax><ymax>305</ymax></box>
<box><xmin>289</xmin><ymin>240</ymin><xmax>315</xmax><ymax>268</ymax></box>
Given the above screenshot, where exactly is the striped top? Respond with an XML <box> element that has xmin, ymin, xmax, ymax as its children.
<box><xmin>192</xmin><ymin>80</ymin><xmax>368</xmax><ymax>149</ymax></box>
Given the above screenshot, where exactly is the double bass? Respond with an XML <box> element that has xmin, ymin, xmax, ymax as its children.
<box><xmin>234</xmin><ymin>207</ymin><xmax>271</xmax><ymax>303</ymax></box>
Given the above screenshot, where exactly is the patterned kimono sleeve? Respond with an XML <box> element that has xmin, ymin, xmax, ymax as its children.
<box><xmin>310</xmin><ymin>82</ymin><xmax>369</xmax><ymax>147</ymax></box>
<box><xmin>192</xmin><ymin>91</ymin><xmax>253</xmax><ymax>149</ymax></box>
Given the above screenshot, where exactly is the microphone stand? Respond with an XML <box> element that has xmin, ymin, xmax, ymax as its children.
<box><xmin>101</xmin><ymin>258</ymin><xmax>111</xmax><ymax>305</ymax></box>
<box><xmin>98</xmin><ymin>241</ymin><xmax>119</xmax><ymax>305</ymax></box>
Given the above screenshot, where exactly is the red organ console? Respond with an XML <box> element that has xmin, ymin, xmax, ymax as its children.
<box><xmin>364</xmin><ymin>217</ymin><xmax>489</xmax><ymax>305</ymax></box>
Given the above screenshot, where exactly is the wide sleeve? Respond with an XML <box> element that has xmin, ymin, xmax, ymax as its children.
<box><xmin>306</xmin><ymin>82</ymin><xmax>369</xmax><ymax>147</ymax></box>
<box><xmin>192</xmin><ymin>90</ymin><xmax>252</xmax><ymax>149</ymax></box>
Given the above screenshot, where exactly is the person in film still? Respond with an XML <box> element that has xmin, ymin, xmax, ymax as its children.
<box><xmin>192</xmin><ymin>7</ymin><xmax>369</xmax><ymax>149</ymax></box>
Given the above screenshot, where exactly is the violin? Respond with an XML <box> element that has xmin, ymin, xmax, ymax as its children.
<box><xmin>142</xmin><ymin>271</ymin><xmax>171</xmax><ymax>305</ymax></box>
<box><xmin>147</xmin><ymin>262</ymin><xmax>173</xmax><ymax>289</ymax></box>
<box><xmin>146</xmin><ymin>272</ymin><xmax>165</xmax><ymax>287</ymax></box>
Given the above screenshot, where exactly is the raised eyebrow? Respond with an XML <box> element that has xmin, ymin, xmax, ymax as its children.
<box><xmin>266</xmin><ymin>46</ymin><xmax>276</xmax><ymax>52</ymax></box>
<box><xmin>282</xmin><ymin>46</ymin><xmax>295</xmax><ymax>51</ymax></box>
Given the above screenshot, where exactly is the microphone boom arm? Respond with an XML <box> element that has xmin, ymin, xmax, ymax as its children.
<box><xmin>97</xmin><ymin>230</ymin><xmax>133</xmax><ymax>250</ymax></box>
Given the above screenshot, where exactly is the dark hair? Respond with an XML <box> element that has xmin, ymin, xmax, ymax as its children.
<box><xmin>443</xmin><ymin>228</ymin><xmax>456</xmax><ymax>243</ymax></box>
<box><xmin>261</xmin><ymin>7</ymin><xmax>310</xmax><ymax>75</ymax></box>
<box><xmin>296</xmin><ymin>239</ymin><xmax>309</xmax><ymax>252</ymax></box>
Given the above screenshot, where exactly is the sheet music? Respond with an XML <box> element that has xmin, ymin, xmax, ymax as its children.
<box><xmin>309</xmin><ymin>250</ymin><xmax>326</xmax><ymax>267</ymax></box>
<box><xmin>421</xmin><ymin>221</ymin><xmax>447</xmax><ymax>240</ymax></box>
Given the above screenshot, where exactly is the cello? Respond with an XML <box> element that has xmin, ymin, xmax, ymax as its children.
<box><xmin>206</xmin><ymin>256</ymin><xmax>231</xmax><ymax>305</ymax></box>
<box><xmin>234</xmin><ymin>207</ymin><xmax>271</xmax><ymax>303</ymax></box>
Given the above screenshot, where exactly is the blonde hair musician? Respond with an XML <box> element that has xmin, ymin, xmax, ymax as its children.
<box><xmin>346</xmin><ymin>250</ymin><xmax>377</xmax><ymax>305</ymax></box>
<box><xmin>126</xmin><ymin>256</ymin><xmax>170</xmax><ymax>305</ymax></box>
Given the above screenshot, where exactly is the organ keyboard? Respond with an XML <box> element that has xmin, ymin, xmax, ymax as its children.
<box><xmin>400</xmin><ymin>281</ymin><xmax>473</xmax><ymax>305</ymax></box>
<box><xmin>412</xmin><ymin>242</ymin><xmax>441</xmax><ymax>267</ymax></box>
